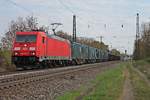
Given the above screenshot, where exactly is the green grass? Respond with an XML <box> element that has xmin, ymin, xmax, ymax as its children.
<box><xmin>134</xmin><ymin>58</ymin><xmax>150</xmax><ymax>66</ymax></box>
<box><xmin>133</xmin><ymin>58</ymin><xmax>150</xmax><ymax>80</ymax></box>
<box><xmin>57</xmin><ymin>63</ymin><xmax>125</xmax><ymax>100</ymax></box>
<box><xmin>57</xmin><ymin>90</ymin><xmax>81</xmax><ymax>100</ymax></box>
<box><xmin>83</xmin><ymin>64</ymin><xmax>125</xmax><ymax>100</ymax></box>
<box><xmin>0</xmin><ymin>50</ymin><xmax>11</xmax><ymax>66</ymax></box>
<box><xmin>128</xmin><ymin>63</ymin><xmax>150</xmax><ymax>100</ymax></box>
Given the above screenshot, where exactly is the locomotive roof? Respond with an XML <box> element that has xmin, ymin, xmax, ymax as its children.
<box><xmin>47</xmin><ymin>34</ymin><xmax>69</xmax><ymax>42</ymax></box>
<box><xmin>16</xmin><ymin>31</ymin><xmax>40</xmax><ymax>35</ymax></box>
<box><xmin>16</xmin><ymin>31</ymin><xmax>70</xmax><ymax>42</ymax></box>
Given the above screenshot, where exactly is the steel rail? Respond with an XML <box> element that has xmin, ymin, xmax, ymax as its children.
<box><xmin>0</xmin><ymin>61</ymin><xmax>118</xmax><ymax>90</ymax></box>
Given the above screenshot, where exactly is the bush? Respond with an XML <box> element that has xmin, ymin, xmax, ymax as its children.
<box><xmin>0</xmin><ymin>50</ymin><xmax>16</xmax><ymax>71</ymax></box>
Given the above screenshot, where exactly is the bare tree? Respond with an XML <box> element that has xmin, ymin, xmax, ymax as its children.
<box><xmin>133</xmin><ymin>22</ymin><xmax>150</xmax><ymax>59</ymax></box>
<box><xmin>1</xmin><ymin>16</ymin><xmax>38</xmax><ymax>50</ymax></box>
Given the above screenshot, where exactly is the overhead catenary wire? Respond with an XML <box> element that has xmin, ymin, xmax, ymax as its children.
<box><xmin>57</xmin><ymin>0</ymin><xmax>131</xmax><ymax>30</ymax></box>
<box><xmin>57</xmin><ymin>0</ymin><xmax>75</xmax><ymax>14</ymax></box>
<box><xmin>4</xmin><ymin>0</ymin><xmax>135</xmax><ymax>38</ymax></box>
<box><xmin>56</xmin><ymin>0</ymin><xmax>94</xmax><ymax>29</ymax></box>
<box><xmin>6</xmin><ymin>0</ymin><xmax>33</xmax><ymax>14</ymax></box>
<box><xmin>57</xmin><ymin>0</ymin><xmax>126</xmax><ymax>34</ymax></box>
<box><xmin>56</xmin><ymin>0</ymin><xmax>92</xmax><ymax>38</ymax></box>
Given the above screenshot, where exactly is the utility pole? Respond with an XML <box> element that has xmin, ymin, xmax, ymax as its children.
<box><xmin>136</xmin><ymin>13</ymin><xmax>140</xmax><ymax>40</ymax></box>
<box><xmin>73</xmin><ymin>15</ymin><xmax>76</xmax><ymax>42</ymax></box>
<box><xmin>136</xmin><ymin>13</ymin><xmax>140</xmax><ymax>59</ymax></box>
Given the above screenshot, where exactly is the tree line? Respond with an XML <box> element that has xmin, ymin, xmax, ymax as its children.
<box><xmin>0</xmin><ymin>16</ymin><xmax>48</xmax><ymax>50</ymax></box>
<box><xmin>133</xmin><ymin>22</ymin><xmax>150</xmax><ymax>60</ymax></box>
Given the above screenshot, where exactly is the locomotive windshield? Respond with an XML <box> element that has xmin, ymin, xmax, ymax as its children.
<box><xmin>16</xmin><ymin>35</ymin><xmax>36</xmax><ymax>42</ymax></box>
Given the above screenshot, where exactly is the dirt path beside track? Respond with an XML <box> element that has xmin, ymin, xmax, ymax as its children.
<box><xmin>119</xmin><ymin>68</ymin><xmax>134</xmax><ymax>100</ymax></box>
<box><xmin>119</xmin><ymin>62</ymin><xmax>150</xmax><ymax>100</ymax></box>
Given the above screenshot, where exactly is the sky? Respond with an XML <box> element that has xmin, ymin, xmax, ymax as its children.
<box><xmin>0</xmin><ymin>0</ymin><xmax>150</xmax><ymax>54</ymax></box>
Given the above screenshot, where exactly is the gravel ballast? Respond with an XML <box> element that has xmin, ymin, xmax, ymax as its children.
<box><xmin>0</xmin><ymin>62</ymin><xmax>119</xmax><ymax>100</ymax></box>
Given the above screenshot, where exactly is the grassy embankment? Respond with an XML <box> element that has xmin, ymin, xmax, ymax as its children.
<box><xmin>133</xmin><ymin>58</ymin><xmax>150</xmax><ymax>79</ymax></box>
<box><xmin>129</xmin><ymin>59</ymin><xmax>150</xmax><ymax>100</ymax></box>
<box><xmin>57</xmin><ymin>63</ymin><xmax>125</xmax><ymax>100</ymax></box>
<box><xmin>57</xmin><ymin>60</ymin><xmax>150</xmax><ymax>100</ymax></box>
<box><xmin>0</xmin><ymin>50</ymin><xmax>15</xmax><ymax>71</ymax></box>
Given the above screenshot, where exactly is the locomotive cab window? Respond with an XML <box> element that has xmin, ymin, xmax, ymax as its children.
<box><xmin>16</xmin><ymin>35</ymin><xmax>36</xmax><ymax>42</ymax></box>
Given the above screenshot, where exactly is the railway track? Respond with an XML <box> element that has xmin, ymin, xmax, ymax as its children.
<box><xmin>0</xmin><ymin>61</ymin><xmax>117</xmax><ymax>90</ymax></box>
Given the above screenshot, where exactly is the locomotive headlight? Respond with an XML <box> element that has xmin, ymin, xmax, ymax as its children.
<box><xmin>14</xmin><ymin>52</ymin><xmax>18</xmax><ymax>55</ymax></box>
<box><xmin>24</xmin><ymin>44</ymin><xmax>27</xmax><ymax>47</ymax></box>
<box><xmin>29</xmin><ymin>47</ymin><xmax>36</xmax><ymax>51</ymax></box>
<box><xmin>30</xmin><ymin>52</ymin><xmax>35</xmax><ymax>55</ymax></box>
<box><xmin>32</xmin><ymin>52</ymin><xmax>35</xmax><ymax>55</ymax></box>
<box><xmin>14</xmin><ymin>47</ymin><xmax>20</xmax><ymax>51</ymax></box>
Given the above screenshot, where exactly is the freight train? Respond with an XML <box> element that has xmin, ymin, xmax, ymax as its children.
<box><xmin>12</xmin><ymin>31</ymin><xmax>120</xmax><ymax>70</ymax></box>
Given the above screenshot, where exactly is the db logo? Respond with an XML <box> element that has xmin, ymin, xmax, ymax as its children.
<box><xmin>23</xmin><ymin>47</ymin><xmax>28</xmax><ymax>50</ymax></box>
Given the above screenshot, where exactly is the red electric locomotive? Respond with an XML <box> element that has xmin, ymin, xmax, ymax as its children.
<box><xmin>12</xmin><ymin>31</ymin><xmax>71</xmax><ymax>69</ymax></box>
